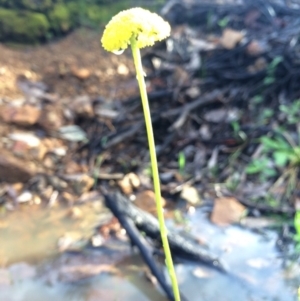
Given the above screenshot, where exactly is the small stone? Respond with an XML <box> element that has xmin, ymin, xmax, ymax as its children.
<box><xmin>16</xmin><ymin>191</ymin><xmax>33</xmax><ymax>203</ymax></box>
<box><xmin>0</xmin><ymin>104</ymin><xmax>40</xmax><ymax>126</ymax></box>
<box><xmin>73</xmin><ymin>95</ymin><xmax>94</xmax><ymax>117</ymax></box>
<box><xmin>33</xmin><ymin>195</ymin><xmax>42</xmax><ymax>205</ymax></box>
<box><xmin>0</xmin><ymin>151</ymin><xmax>35</xmax><ymax>183</ymax></box>
<box><xmin>117</xmin><ymin>64</ymin><xmax>129</xmax><ymax>75</ymax></box>
<box><xmin>72</xmin><ymin>67</ymin><xmax>91</xmax><ymax>80</ymax></box>
<box><xmin>57</xmin><ymin>232</ymin><xmax>85</xmax><ymax>252</ymax></box>
<box><xmin>118</xmin><ymin>172</ymin><xmax>140</xmax><ymax>194</ymax></box>
<box><xmin>47</xmin><ymin>175</ymin><xmax>68</xmax><ymax>191</ymax></box>
<box><xmin>65</xmin><ymin>174</ymin><xmax>94</xmax><ymax>195</ymax></box>
<box><xmin>246</xmin><ymin>40</ymin><xmax>268</xmax><ymax>56</ymax></box>
<box><xmin>38</xmin><ymin>104</ymin><xmax>64</xmax><ymax>131</ymax></box>
<box><xmin>67</xmin><ymin>207</ymin><xmax>82</xmax><ymax>219</ymax></box>
<box><xmin>180</xmin><ymin>185</ymin><xmax>202</xmax><ymax>205</ymax></box>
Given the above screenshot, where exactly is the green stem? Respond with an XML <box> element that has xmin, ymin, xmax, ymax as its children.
<box><xmin>130</xmin><ymin>36</ymin><xmax>181</xmax><ymax>301</ymax></box>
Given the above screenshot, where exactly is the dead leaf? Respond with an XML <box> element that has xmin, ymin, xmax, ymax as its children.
<box><xmin>211</xmin><ymin>197</ymin><xmax>246</xmax><ymax>226</ymax></box>
<box><xmin>117</xmin><ymin>172</ymin><xmax>140</xmax><ymax>195</ymax></box>
<box><xmin>135</xmin><ymin>190</ymin><xmax>166</xmax><ymax>214</ymax></box>
<box><xmin>221</xmin><ymin>28</ymin><xmax>244</xmax><ymax>49</ymax></box>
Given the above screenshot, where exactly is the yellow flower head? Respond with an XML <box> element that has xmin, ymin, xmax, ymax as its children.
<box><xmin>101</xmin><ymin>7</ymin><xmax>171</xmax><ymax>52</ymax></box>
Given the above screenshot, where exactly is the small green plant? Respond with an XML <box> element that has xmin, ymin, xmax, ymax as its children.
<box><xmin>279</xmin><ymin>99</ymin><xmax>300</xmax><ymax>124</ymax></box>
<box><xmin>245</xmin><ymin>157</ymin><xmax>276</xmax><ymax>180</ymax></box>
<box><xmin>294</xmin><ymin>211</ymin><xmax>300</xmax><ymax>248</ymax></box>
<box><xmin>178</xmin><ymin>151</ymin><xmax>186</xmax><ymax>174</ymax></box>
<box><xmin>261</xmin><ymin>135</ymin><xmax>300</xmax><ymax>167</ymax></box>
<box><xmin>218</xmin><ymin>16</ymin><xmax>230</xmax><ymax>28</ymax></box>
<box><xmin>101</xmin><ymin>8</ymin><xmax>181</xmax><ymax>301</ymax></box>
<box><xmin>264</xmin><ymin>56</ymin><xmax>283</xmax><ymax>86</ymax></box>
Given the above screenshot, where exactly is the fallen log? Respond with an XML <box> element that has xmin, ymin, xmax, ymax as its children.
<box><xmin>104</xmin><ymin>192</ymin><xmax>227</xmax><ymax>272</ymax></box>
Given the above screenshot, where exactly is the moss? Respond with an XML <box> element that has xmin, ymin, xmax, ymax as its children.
<box><xmin>48</xmin><ymin>3</ymin><xmax>73</xmax><ymax>33</ymax></box>
<box><xmin>18</xmin><ymin>0</ymin><xmax>53</xmax><ymax>11</ymax></box>
<box><xmin>0</xmin><ymin>8</ymin><xmax>50</xmax><ymax>42</ymax></box>
<box><xmin>0</xmin><ymin>0</ymin><xmax>54</xmax><ymax>11</ymax></box>
<box><xmin>86</xmin><ymin>2</ymin><xmax>131</xmax><ymax>25</ymax></box>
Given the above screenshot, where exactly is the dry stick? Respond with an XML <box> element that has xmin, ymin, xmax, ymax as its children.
<box><xmin>130</xmin><ymin>36</ymin><xmax>181</xmax><ymax>301</ymax></box>
<box><xmin>162</xmin><ymin>89</ymin><xmax>223</xmax><ymax>130</ymax></box>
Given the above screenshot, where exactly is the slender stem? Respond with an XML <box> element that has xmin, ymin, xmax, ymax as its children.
<box><xmin>130</xmin><ymin>36</ymin><xmax>181</xmax><ymax>301</ymax></box>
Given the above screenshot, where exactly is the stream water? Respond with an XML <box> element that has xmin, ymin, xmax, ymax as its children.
<box><xmin>0</xmin><ymin>202</ymin><xmax>299</xmax><ymax>301</ymax></box>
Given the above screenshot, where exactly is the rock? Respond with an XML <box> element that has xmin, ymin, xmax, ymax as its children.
<box><xmin>58</xmin><ymin>125</ymin><xmax>88</xmax><ymax>142</ymax></box>
<box><xmin>0</xmin><ymin>104</ymin><xmax>40</xmax><ymax>126</ymax></box>
<box><xmin>16</xmin><ymin>191</ymin><xmax>33</xmax><ymax>203</ymax></box>
<box><xmin>246</xmin><ymin>40</ymin><xmax>268</xmax><ymax>56</ymax></box>
<box><xmin>47</xmin><ymin>175</ymin><xmax>68</xmax><ymax>191</ymax></box>
<box><xmin>67</xmin><ymin>207</ymin><xmax>82</xmax><ymax>219</ymax></box>
<box><xmin>135</xmin><ymin>190</ymin><xmax>166</xmax><ymax>215</ymax></box>
<box><xmin>8</xmin><ymin>132</ymin><xmax>47</xmax><ymax>160</ymax></box>
<box><xmin>63</xmin><ymin>174</ymin><xmax>94</xmax><ymax>195</ymax></box>
<box><xmin>38</xmin><ymin>103</ymin><xmax>64</xmax><ymax>131</ymax></box>
<box><xmin>0</xmin><ymin>151</ymin><xmax>35</xmax><ymax>183</ymax></box>
<box><xmin>117</xmin><ymin>64</ymin><xmax>129</xmax><ymax>75</ymax></box>
<box><xmin>180</xmin><ymin>185</ymin><xmax>202</xmax><ymax>205</ymax></box>
<box><xmin>117</xmin><ymin>172</ymin><xmax>140</xmax><ymax>195</ymax></box>
<box><xmin>72</xmin><ymin>95</ymin><xmax>94</xmax><ymax>117</ymax></box>
<box><xmin>71</xmin><ymin>67</ymin><xmax>91</xmax><ymax>80</ymax></box>
<box><xmin>210</xmin><ymin>197</ymin><xmax>246</xmax><ymax>226</ymax></box>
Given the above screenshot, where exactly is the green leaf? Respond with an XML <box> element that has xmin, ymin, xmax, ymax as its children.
<box><xmin>269</xmin><ymin>56</ymin><xmax>283</xmax><ymax>70</ymax></box>
<box><xmin>218</xmin><ymin>16</ymin><xmax>229</xmax><ymax>28</ymax></box>
<box><xmin>294</xmin><ymin>211</ymin><xmax>300</xmax><ymax>236</ymax></box>
<box><xmin>245</xmin><ymin>163</ymin><xmax>262</xmax><ymax>174</ymax></box>
<box><xmin>263</xmin><ymin>168</ymin><xmax>277</xmax><ymax>177</ymax></box>
<box><xmin>252</xmin><ymin>95</ymin><xmax>263</xmax><ymax>104</ymax></box>
<box><xmin>264</xmin><ymin>77</ymin><xmax>275</xmax><ymax>85</ymax></box>
<box><xmin>261</xmin><ymin>136</ymin><xmax>281</xmax><ymax>150</ymax></box>
<box><xmin>261</xmin><ymin>136</ymin><xmax>290</xmax><ymax>151</ymax></box>
<box><xmin>273</xmin><ymin>151</ymin><xmax>289</xmax><ymax>166</ymax></box>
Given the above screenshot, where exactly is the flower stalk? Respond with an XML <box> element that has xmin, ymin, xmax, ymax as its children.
<box><xmin>130</xmin><ymin>36</ymin><xmax>181</xmax><ymax>301</ymax></box>
<box><xmin>101</xmin><ymin>7</ymin><xmax>181</xmax><ymax>301</ymax></box>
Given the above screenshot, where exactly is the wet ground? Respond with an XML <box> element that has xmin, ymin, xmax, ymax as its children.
<box><xmin>0</xmin><ymin>203</ymin><xmax>299</xmax><ymax>301</ymax></box>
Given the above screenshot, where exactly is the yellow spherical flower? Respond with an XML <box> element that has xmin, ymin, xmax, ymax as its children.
<box><xmin>101</xmin><ymin>7</ymin><xmax>171</xmax><ymax>52</ymax></box>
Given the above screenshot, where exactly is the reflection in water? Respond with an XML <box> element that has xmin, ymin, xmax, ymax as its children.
<box><xmin>0</xmin><ymin>202</ymin><xmax>107</xmax><ymax>264</ymax></box>
<box><xmin>172</xmin><ymin>208</ymin><xmax>299</xmax><ymax>301</ymax></box>
<box><xmin>0</xmin><ymin>204</ymin><xmax>299</xmax><ymax>301</ymax></box>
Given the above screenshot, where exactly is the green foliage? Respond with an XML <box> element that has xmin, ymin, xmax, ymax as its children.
<box><xmin>218</xmin><ymin>16</ymin><xmax>229</xmax><ymax>28</ymax></box>
<box><xmin>261</xmin><ymin>136</ymin><xmax>300</xmax><ymax>167</ymax></box>
<box><xmin>48</xmin><ymin>3</ymin><xmax>73</xmax><ymax>33</ymax></box>
<box><xmin>0</xmin><ymin>0</ymin><xmax>167</xmax><ymax>43</ymax></box>
<box><xmin>178</xmin><ymin>151</ymin><xmax>186</xmax><ymax>174</ymax></box>
<box><xmin>0</xmin><ymin>8</ymin><xmax>50</xmax><ymax>42</ymax></box>
<box><xmin>294</xmin><ymin>211</ymin><xmax>300</xmax><ymax>242</ymax></box>
<box><xmin>18</xmin><ymin>0</ymin><xmax>53</xmax><ymax>11</ymax></box>
<box><xmin>264</xmin><ymin>56</ymin><xmax>283</xmax><ymax>86</ymax></box>
<box><xmin>245</xmin><ymin>157</ymin><xmax>276</xmax><ymax>180</ymax></box>
<box><xmin>279</xmin><ymin>99</ymin><xmax>300</xmax><ymax>124</ymax></box>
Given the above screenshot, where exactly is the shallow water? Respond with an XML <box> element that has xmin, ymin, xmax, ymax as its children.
<box><xmin>0</xmin><ymin>203</ymin><xmax>299</xmax><ymax>301</ymax></box>
<box><xmin>170</xmin><ymin>209</ymin><xmax>299</xmax><ymax>301</ymax></box>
